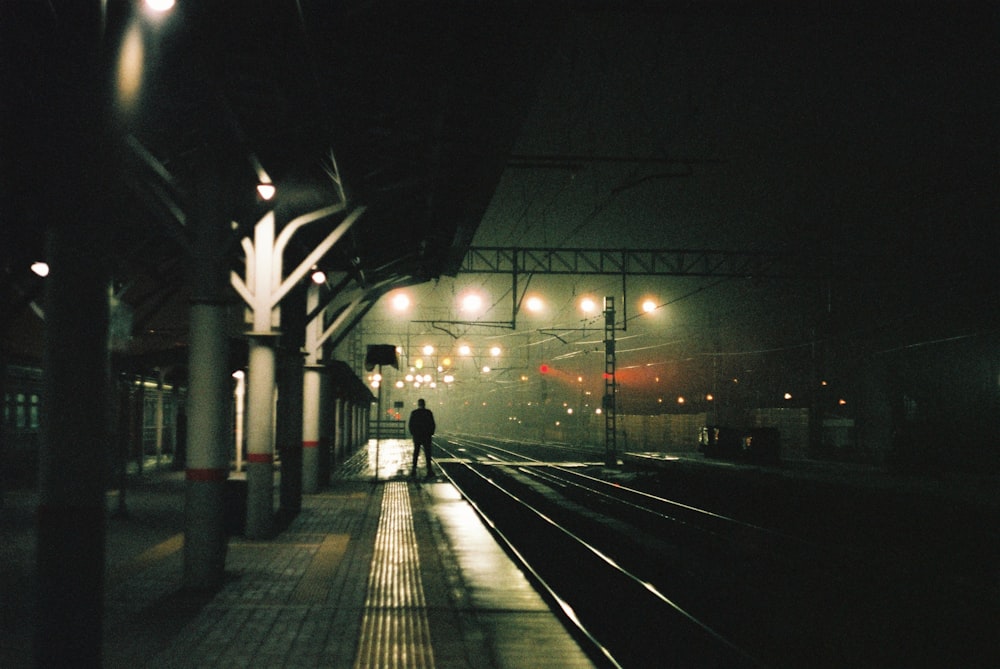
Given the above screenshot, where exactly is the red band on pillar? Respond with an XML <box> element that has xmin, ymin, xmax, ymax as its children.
<box><xmin>302</xmin><ymin>440</ymin><xmax>319</xmax><ymax>448</ymax></box>
<box><xmin>247</xmin><ymin>453</ymin><xmax>273</xmax><ymax>464</ymax></box>
<box><xmin>185</xmin><ymin>468</ymin><xmax>228</xmax><ymax>482</ymax></box>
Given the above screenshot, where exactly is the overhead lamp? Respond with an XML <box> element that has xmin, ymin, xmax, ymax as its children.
<box><xmin>31</xmin><ymin>261</ymin><xmax>49</xmax><ymax>277</ymax></box>
<box><xmin>391</xmin><ymin>292</ymin><xmax>410</xmax><ymax>311</ymax></box>
<box><xmin>256</xmin><ymin>182</ymin><xmax>276</xmax><ymax>201</ymax></box>
<box><xmin>145</xmin><ymin>0</ymin><xmax>176</xmax><ymax>11</ymax></box>
<box><xmin>525</xmin><ymin>295</ymin><xmax>544</xmax><ymax>312</ymax></box>
<box><xmin>460</xmin><ymin>292</ymin><xmax>483</xmax><ymax>313</ymax></box>
<box><xmin>310</xmin><ymin>267</ymin><xmax>326</xmax><ymax>284</ymax></box>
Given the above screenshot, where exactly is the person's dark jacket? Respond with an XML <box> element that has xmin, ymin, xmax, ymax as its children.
<box><xmin>408</xmin><ymin>408</ymin><xmax>435</xmax><ymax>439</ymax></box>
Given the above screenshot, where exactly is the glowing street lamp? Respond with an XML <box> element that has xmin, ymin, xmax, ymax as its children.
<box><xmin>641</xmin><ymin>298</ymin><xmax>657</xmax><ymax>314</ymax></box>
<box><xmin>579</xmin><ymin>296</ymin><xmax>597</xmax><ymax>314</ymax></box>
<box><xmin>460</xmin><ymin>292</ymin><xmax>484</xmax><ymax>313</ymax></box>
<box><xmin>390</xmin><ymin>292</ymin><xmax>410</xmax><ymax>312</ymax></box>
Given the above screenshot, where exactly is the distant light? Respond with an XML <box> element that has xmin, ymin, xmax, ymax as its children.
<box><xmin>257</xmin><ymin>183</ymin><xmax>276</xmax><ymax>200</ymax></box>
<box><xmin>391</xmin><ymin>292</ymin><xmax>410</xmax><ymax>311</ymax></box>
<box><xmin>31</xmin><ymin>262</ymin><xmax>49</xmax><ymax>277</ymax></box>
<box><xmin>489</xmin><ymin>346</ymin><xmax>501</xmax><ymax>357</ymax></box>
<box><xmin>460</xmin><ymin>293</ymin><xmax>483</xmax><ymax>313</ymax></box>
<box><xmin>784</xmin><ymin>392</ymin><xmax>793</xmax><ymax>400</ymax></box>
<box><xmin>458</xmin><ymin>344</ymin><xmax>471</xmax><ymax>356</ymax></box>
<box><xmin>525</xmin><ymin>295</ymin><xmax>544</xmax><ymax>312</ymax></box>
<box><xmin>677</xmin><ymin>396</ymin><xmax>685</xmax><ymax>404</ymax></box>
<box><xmin>567</xmin><ymin>408</ymin><xmax>573</xmax><ymax>415</ymax></box>
<box><xmin>838</xmin><ymin>398</ymin><xmax>847</xmax><ymax>405</ymax></box>
<box><xmin>642</xmin><ymin>299</ymin><xmax>657</xmax><ymax>313</ymax></box>
<box><xmin>395</xmin><ymin>381</ymin><xmax>404</xmax><ymax>388</ymax></box>
<box><xmin>441</xmin><ymin>357</ymin><xmax>452</xmax><ymax>367</ymax></box>
<box><xmin>539</xmin><ymin>364</ymin><xmax>550</xmax><ymax>374</ymax></box>
<box><xmin>310</xmin><ymin>268</ymin><xmax>326</xmax><ymax>284</ymax></box>
<box><xmin>706</xmin><ymin>393</ymin><xmax>714</xmax><ymax>401</ymax></box>
<box><xmin>145</xmin><ymin>0</ymin><xmax>176</xmax><ymax>11</ymax></box>
<box><xmin>422</xmin><ymin>344</ymin><xmax>435</xmax><ymax>355</ymax></box>
<box><xmin>482</xmin><ymin>365</ymin><xmax>491</xmax><ymax>373</ymax></box>
<box><xmin>580</xmin><ymin>297</ymin><xmax>597</xmax><ymax>313</ymax></box>
<box><xmin>443</xmin><ymin>374</ymin><xmax>455</xmax><ymax>384</ymax></box>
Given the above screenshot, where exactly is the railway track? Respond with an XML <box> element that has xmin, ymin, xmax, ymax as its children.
<box><xmin>434</xmin><ymin>435</ymin><xmax>999</xmax><ymax>669</ymax></box>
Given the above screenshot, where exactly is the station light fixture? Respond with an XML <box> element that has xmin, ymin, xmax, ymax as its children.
<box><xmin>460</xmin><ymin>292</ymin><xmax>484</xmax><ymax>313</ymax></box>
<box><xmin>641</xmin><ymin>298</ymin><xmax>658</xmax><ymax>313</ymax></box>
<box><xmin>145</xmin><ymin>0</ymin><xmax>176</xmax><ymax>11</ymax></box>
<box><xmin>256</xmin><ymin>182</ymin><xmax>276</xmax><ymax>201</ymax></box>
<box><xmin>579</xmin><ymin>296</ymin><xmax>597</xmax><ymax>314</ymax></box>
<box><xmin>525</xmin><ymin>295</ymin><xmax>545</xmax><ymax>312</ymax></box>
<box><xmin>390</xmin><ymin>292</ymin><xmax>410</xmax><ymax>311</ymax></box>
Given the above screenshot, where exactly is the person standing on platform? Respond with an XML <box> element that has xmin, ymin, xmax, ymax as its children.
<box><xmin>408</xmin><ymin>398</ymin><xmax>436</xmax><ymax>479</ymax></box>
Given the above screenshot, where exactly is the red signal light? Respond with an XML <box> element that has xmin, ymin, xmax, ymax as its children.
<box><xmin>539</xmin><ymin>364</ymin><xmax>550</xmax><ymax>374</ymax></box>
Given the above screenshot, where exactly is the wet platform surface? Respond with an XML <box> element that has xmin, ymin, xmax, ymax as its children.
<box><xmin>0</xmin><ymin>440</ymin><xmax>595</xmax><ymax>668</ymax></box>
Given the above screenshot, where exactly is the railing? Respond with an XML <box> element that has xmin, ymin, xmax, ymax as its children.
<box><xmin>371</xmin><ymin>420</ymin><xmax>407</xmax><ymax>439</ymax></box>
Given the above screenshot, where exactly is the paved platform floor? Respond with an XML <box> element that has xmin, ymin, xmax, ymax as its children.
<box><xmin>0</xmin><ymin>441</ymin><xmax>596</xmax><ymax>668</ymax></box>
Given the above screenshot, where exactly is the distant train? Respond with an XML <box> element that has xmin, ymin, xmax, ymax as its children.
<box><xmin>698</xmin><ymin>425</ymin><xmax>781</xmax><ymax>464</ymax></box>
<box><xmin>2</xmin><ymin>363</ymin><xmax>183</xmax><ymax>487</ymax></box>
<box><xmin>1</xmin><ymin>363</ymin><xmax>43</xmax><ymax>485</ymax></box>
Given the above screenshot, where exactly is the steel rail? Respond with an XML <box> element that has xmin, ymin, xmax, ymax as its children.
<box><xmin>436</xmin><ymin>440</ymin><xmax>765</xmax><ymax>668</ymax></box>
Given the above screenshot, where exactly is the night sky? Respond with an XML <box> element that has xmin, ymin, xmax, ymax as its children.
<box><xmin>375</xmin><ymin>2</ymin><xmax>998</xmax><ymax>417</ymax></box>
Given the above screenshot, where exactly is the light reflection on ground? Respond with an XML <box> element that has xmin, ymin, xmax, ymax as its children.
<box><xmin>365</xmin><ymin>438</ymin><xmax>415</xmax><ymax>479</ymax></box>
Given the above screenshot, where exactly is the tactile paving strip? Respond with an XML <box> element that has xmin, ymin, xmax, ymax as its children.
<box><xmin>354</xmin><ymin>481</ymin><xmax>435</xmax><ymax>669</ymax></box>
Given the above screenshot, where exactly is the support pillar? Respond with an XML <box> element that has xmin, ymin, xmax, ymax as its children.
<box><xmin>36</xmin><ymin>229</ymin><xmax>110</xmax><ymax>668</ymax></box>
<box><xmin>302</xmin><ymin>366</ymin><xmax>322</xmax><ymax>493</ymax></box>
<box><xmin>246</xmin><ymin>335</ymin><xmax>277</xmax><ymax>539</ymax></box>
<box><xmin>183</xmin><ymin>302</ymin><xmax>230</xmax><ymax>588</ymax></box>
<box><xmin>183</xmin><ymin>150</ymin><xmax>236</xmax><ymax>590</ymax></box>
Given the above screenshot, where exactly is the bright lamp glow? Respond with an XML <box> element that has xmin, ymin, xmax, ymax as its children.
<box><xmin>145</xmin><ymin>0</ymin><xmax>176</xmax><ymax>11</ymax></box>
<box><xmin>422</xmin><ymin>344</ymin><xmax>434</xmax><ymax>355</ymax></box>
<box><xmin>489</xmin><ymin>346</ymin><xmax>501</xmax><ymax>357</ymax></box>
<box><xmin>391</xmin><ymin>292</ymin><xmax>410</xmax><ymax>311</ymax></box>
<box><xmin>257</xmin><ymin>183</ymin><xmax>276</xmax><ymax>200</ymax></box>
<box><xmin>460</xmin><ymin>293</ymin><xmax>483</xmax><ymax>312</ymax></box>
<box><xmin>525</xmin><ymin>295</ymin><xmax>544</xmax><ymax>312</ymax></box>
<box><xmin>642</xmin><ymin>299</ymin><xmax>657</xmax><ymax>313</ymax></box>
<box><xmin>458</xmin><ymin>344</ymin><xmax>471</xmax><ymax>356</ymax></box>
<box><xmin>580</xmin><ymin>297</ymin><xmax>596</xmax><ymax>313</ymax></box>
<box><xmin>31</xmin><ymin>262</ymin><xmax>49</xmax><ymax>277</ymax></box>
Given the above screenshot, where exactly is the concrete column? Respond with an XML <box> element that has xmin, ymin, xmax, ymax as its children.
<box><xmin>302</xmin><ymin>366</ymin><xmax>322</xmax><ymax>493</ymax></box>
<box><xmin>32</xmin><ymin>4</ymin><xmax>115</xmax><ymax>663</ymax></box>
<box><xmin>246</xmin><ymin>335</ymin><xmax>277</xmax><ymax>539</ymax></box>
<box><xmin>36</xmin><ymin>229</ymin><xmax>110</xmax><ymax>668</ymax></box>
<box><xmin>183</xmin><ymin>302</ymin><xmax>230</xmax><ymax>589</ymax></box>
<box><xmin>318</xmin><ymin>372</ymin><xmax>332</xmax><ymax>486</ymax></box>
<box><xmin>183</xmin><ymin>150</ymin><xmax>235</xmax><ymax>590</ymax></box>
<box><xmin>277</xmin><ymin>343</ymin><xmax>304</xmax><ymax>515</ymax></box>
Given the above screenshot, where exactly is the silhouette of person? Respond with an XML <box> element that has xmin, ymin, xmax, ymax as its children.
<box><xmin>408</xmin><ymin>398</ymin><xmax>436</xmax><ymax>479</ymax></box>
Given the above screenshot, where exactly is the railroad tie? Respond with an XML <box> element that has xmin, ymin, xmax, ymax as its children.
<box><xmin>354</xmin><ymin>481</ymin><xmax>435</xmax><ymax>669</ymax></box>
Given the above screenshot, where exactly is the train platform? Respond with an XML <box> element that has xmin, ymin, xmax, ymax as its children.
<box><xmin>0</xmin><ymin>441</ymin><xmax>596</xmax><ymax>669</ymax></box>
